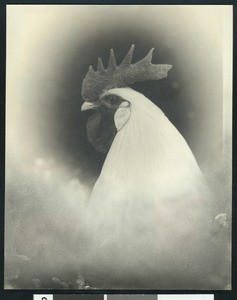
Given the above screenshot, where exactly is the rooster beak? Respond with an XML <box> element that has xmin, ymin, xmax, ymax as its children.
<box><xmin>81</xmin><ymin>101</ymin><xmax>98</xmax><ymax>111</ymax></box>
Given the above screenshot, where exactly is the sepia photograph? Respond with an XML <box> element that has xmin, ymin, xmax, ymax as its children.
<box><xmin>5</xmin><ymin>5</ymin><xmax>232</xmax><ymax>290</ymax></box>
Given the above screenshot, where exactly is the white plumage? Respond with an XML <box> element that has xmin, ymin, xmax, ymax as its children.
<box><xmin>83</xmin><ymin>88</ymin><xmax>229</xmax><ymax>289</ymax></box>
<box><xmin>80</xmin><ymin>45</ymin><xmax>230</xmax><ymax>289</ymax></box>
<box><xmin>93</xmin><ymin>88</ymin><xmax>201</xmax><ymax>197</ymax></box>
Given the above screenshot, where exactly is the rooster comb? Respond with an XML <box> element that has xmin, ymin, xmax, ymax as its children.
<box><xmin>81</xmin><ymin>44</ymin><xmax>172</xmax><ymax>102</ymax></box>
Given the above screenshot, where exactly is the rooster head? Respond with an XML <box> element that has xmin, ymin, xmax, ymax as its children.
<box><xmin>81</xmin><ymin>45</ymin><xmax>172</xmax><ymax>153</ymax></box>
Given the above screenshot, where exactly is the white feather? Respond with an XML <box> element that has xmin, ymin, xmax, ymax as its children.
<box><xmin>85</xmin><ymin>88</ymin><xmax>229</xmax><ymax>289</ymax></box>
<box><xmin>92</xmin><ymin>87</ymin><xmax>202</xmax><ymax>201</ymax></box>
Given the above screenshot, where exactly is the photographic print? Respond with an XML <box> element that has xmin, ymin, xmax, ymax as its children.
<box><xmin>5</xmin><ymin>5</ymin><xmax>232</xmax><ymax>290</ymax></box>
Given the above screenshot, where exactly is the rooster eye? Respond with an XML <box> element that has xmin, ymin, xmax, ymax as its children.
<box><xmin>106</xmin><ymin>95</ymin><xmax>118</xmax><ymax>105</ymax></box>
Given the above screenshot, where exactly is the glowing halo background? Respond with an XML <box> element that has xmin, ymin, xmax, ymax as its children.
<box><xmin>5</xmin><ymin>5</ymin><xmax>232</xmax><ymax>289</ymax></box>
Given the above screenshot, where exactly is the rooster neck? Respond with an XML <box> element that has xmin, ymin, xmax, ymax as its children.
<box><xmin>96</xmin><ymin>89</ymin><xmax>201</xmax><ymax>197</ymax></box>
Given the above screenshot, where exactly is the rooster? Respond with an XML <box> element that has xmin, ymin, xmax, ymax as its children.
<box><xmin>80</xmin><ymin>45</ymin><xmax>230</xmax><ymax>289</ymax></box>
